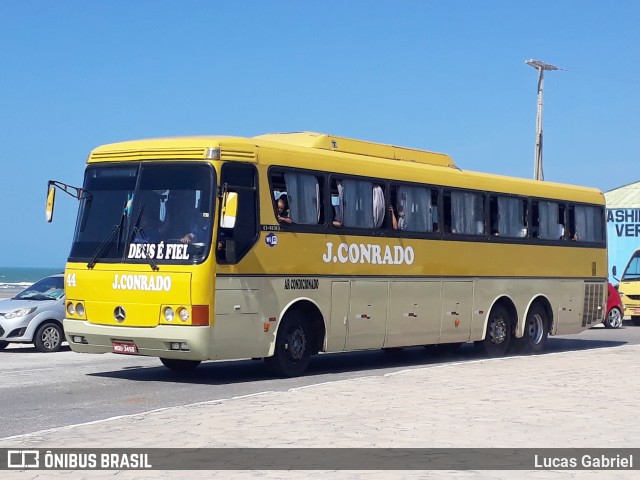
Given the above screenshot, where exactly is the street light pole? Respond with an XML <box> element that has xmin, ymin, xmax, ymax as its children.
<box><xmin>525</xmin><ymin>59</ymin><xmax>562</xmax><ymax>181</ymax></box>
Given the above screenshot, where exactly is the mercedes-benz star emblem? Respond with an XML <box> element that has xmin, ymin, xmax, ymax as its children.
<box><xmin>114</xmin><ymin>306</ymin><xmax>126</xmax><ymax>323</ymax></box>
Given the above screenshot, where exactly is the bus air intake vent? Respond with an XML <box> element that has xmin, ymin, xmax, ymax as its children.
<box><xmin>91</xmin><ymin>148</ymin><xmax>208</xmax><ymax>161</ymax></box>
<box><xmin>220</xmin><ymin>149</ymin><xmax>257</xmax><ymax>162</ymax></box>
<box><xmin>582</xmin><ymin>282</ymin><xmax>605</xmax><ymax>327</ymax></box>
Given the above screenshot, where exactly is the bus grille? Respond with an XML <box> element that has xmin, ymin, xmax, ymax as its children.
<box><xmin>582</xmin><ymin>282</ymin><xmax>605</xmax><ymax>327</ymax></box>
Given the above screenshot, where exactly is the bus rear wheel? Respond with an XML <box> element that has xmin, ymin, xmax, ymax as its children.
<box><xmin>265</xmin><ymin>311</ymin><xmax>312</xmax><ymax>377</ymax></box>
<box><xmin>521</xmin><ymin>304</ymin><xmax>549</xmax><ymax>353</ymax></box>
<box><xmin>477</xmin><ymin>305</ymin><xmax>511</xmax><ymax>357</ymax></box>
<box><xmin>160</xmin><ymin>358</ymin><xmax>201</xmax><ymax>372</ymax></box>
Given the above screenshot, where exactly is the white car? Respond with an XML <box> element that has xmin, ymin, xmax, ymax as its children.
<box><xmin>0</xmin><ymin>274</ymin><xmax>65</xmax><ymax>352</ymax></box>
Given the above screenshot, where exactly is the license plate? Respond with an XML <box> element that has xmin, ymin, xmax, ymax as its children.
<box><xmin>112</xmin><ymin>341</ymin><xmax>138</xmax><ymax>355</ymax></box>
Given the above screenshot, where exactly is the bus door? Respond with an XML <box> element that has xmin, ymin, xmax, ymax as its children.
<box><xmin>327</xmin><ymin>281</ymin><xmax>349</xmax><ymax>351</ymax></box>
<box><xmin>440</xmin><ymin>280</ymin><xmax>473</xmax><ymax>344</ymax></box>
<box><xmin>345</xmin><ymin>281</ymin><xmax>388</xmax><ymax>350</ymax></box>
<box><xmin>385</xmin><ymin>280</ymin><xmax>442</xmax><ymax>348</ymax></box>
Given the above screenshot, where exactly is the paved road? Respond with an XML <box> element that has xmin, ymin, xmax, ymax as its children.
<box><xmin>1</xmin><ymin>329</ymin><xmax>639</xmax><ymax>479</ymax></box>
<box><xmin>0</xmin><ymin>321</ymin><xmax>635</xmax><ymax>439</ymax></box>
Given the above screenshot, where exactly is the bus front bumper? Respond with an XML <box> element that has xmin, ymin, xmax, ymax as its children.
<box><xmin>63</xmin><ymin>319</ymin><xmax>211</xmax><ymax>361</ymax></box>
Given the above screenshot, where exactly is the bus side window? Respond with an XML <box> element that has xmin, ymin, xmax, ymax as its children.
<box><xmin>534</xmin><ymin>200</ymin><xmax>563</xmax><ymax>240</ymax></box>
<box><xmin>330</xmin><ymin>179</ymin><xmax>343</xmax><ymax>227</ymax></box>
<box><xmin>393</xmin><ymin>185</ymin><xmax>433</xmax><ymax>233</ymax></box>
<box><xmin>570</xmin><ymin>204</ymin><xmax>605</xmax><ymax>242</ymax></box>
<box><xmin>491</xmin><ymin>195</ymin><xmax>528</xmax><ymax>238</ymax></box>
<box><xmin>217</xmin><ymin>163</ymin><xmax>258</xmax><ymax>264</ymax></box>
<box><xmin>283</xmin><ymin>172</ymin><xmax>324</xmax><ymax>225</ymax></box>
<box><xmin>449</xmin><ymin>190</ymin><xmax>485</xmax><ymax>235</ymax></box>
<box><xmin>270</xmin><ymin>170</ymin><xmax>325</xmax><ymax>226</ymax></box>
<box><xmin>338</xmin><ymin>178</ymin><xmax>385</xmax><ymax>229</ymax></box>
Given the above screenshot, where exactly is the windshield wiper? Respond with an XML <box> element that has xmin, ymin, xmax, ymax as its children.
<box><xmin>131</xmin><ymin>204</ymin><xmax>159</xmax><ymax>271</ymax></box>
<box><xmin>87</xmin><ymin>200</ymin><xmax>128</xmax><ymax>269</ymax></box>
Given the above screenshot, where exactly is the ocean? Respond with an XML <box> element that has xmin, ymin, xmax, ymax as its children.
<box><xmin>0</xmin><ymin>266</ymin><xmax>64</xmax><ymax>292</ymax></box>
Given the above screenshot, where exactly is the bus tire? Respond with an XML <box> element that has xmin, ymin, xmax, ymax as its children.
<box><xmin>160</xmin><ymin>358</ymin><xmax>201</xmax><ymax>372</ymax></box>
<box><xmin>0</xmin><ymin>341</ymin><xmax>8</xmax><ymax>350</ymax></box>
<box><xmin>521</xmin><ymin>304</ymin><xmax>549</xmax><ymax>353</ymax></box>
<box><xmin>477</xmin><ymin>304</ymin><xmax>511</xmax><ymax>357</ymax></box>
<box><xmin>34</xmin><ymin>322</ymin><xmax>63</xmax><ymax>353</ymax></box>
<box><xmin>265</xmin><ymin>311</ymin><xmax>312</xmax><ymax>377</ymax></box>
<box><xmin>631</xmin><ymin>316</ymin><xmax>640</xmax><ymax>326</ymax></box>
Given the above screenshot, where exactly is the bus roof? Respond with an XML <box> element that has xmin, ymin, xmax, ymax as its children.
<box><xmin>87</xmin><ymin>132</ymin><xmax>603</xmax><ymax>204</ymax></box>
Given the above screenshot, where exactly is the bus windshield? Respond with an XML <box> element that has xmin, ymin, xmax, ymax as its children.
<box><xmin>622</xmin><ymin>251</ymin><xmax>640</xmax><ymax>281</ymax></box>
<box><xmin>69</xmin><ymin>162</ymin><xmax>215</xmax><ymax>265</ymax></box>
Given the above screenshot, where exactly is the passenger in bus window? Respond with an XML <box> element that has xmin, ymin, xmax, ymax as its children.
<box><xmin>332</xmin><ymin>205</ymin><xmax>343</xmax><ymax>227</ymax></box>
<box><xmin>389</xmin><ymin>205</ymin><xmax>405</xmax><ymax>230</ymax></box>
<box><xmin>276</xmin><ymin>194</ymin><xmax>292</xmax><ymax>224</ymax></box>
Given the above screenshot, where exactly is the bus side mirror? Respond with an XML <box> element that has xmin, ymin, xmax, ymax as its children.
<box><xmin>46</xmin><ymin>183</ymin><xmax>56</xmax><ymax>223</ymax></box>
<box><xmin>220</xmin><ymin>191</ymin><xmax>238</xmax><ymax>229</ymax></box>
<box><xmin>612</xmin><ymin>266</ymin><xmax>617</xmax><ymax>277</ymax></box>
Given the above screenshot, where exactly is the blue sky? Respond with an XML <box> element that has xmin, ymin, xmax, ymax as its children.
<box><xmin>1</xmin><ymin>1</ymin><xmax>638</xmax><ymax>268</ymax></box>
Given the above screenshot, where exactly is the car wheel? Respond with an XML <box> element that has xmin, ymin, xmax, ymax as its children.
<box><xmin>0</xmin><ymin>341</ymin><xmax>9</xmax><ymax>350</ymax></box>
<box><xmin>34</xmin><ymin>322</ymin><xmax>63</xmax><ymax>352</ymax></box>
<box><xmin>604</xmin><ymin>307</ymin><xmax>623</xmax><ymax>329</ymax></box>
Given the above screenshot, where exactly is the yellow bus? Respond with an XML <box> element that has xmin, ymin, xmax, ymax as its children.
<box><xmin>614</xmin><ymin>250</ymin><xmax>640</xmax><ymax>325</ymax></box>
<box><xmin>47</xmin><ymin>132</ymin><xmax>607</xmax><ymax>376</ymax></box>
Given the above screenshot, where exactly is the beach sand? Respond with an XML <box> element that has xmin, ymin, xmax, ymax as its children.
<box><xmin>0</xmin><ymin>288</ymin><xmax>20</xmax><ymax>299</ymax></box>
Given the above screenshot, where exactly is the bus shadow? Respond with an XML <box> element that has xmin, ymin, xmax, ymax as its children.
<box><xmin>88</xmin><ymin>336</ymin><xmax>627</xmax><ymax>386</ymax></box>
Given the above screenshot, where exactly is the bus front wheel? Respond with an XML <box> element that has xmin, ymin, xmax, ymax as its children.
<box><xmin>477</xmin><ymin>305</ymin><xmax>511</xmax><ymax>357</ymax></box>
<box><xmin>160</xmin><ymin>358</ymin><xmax>201</xmax><ymax>372</ymax></box>
<box><xmin>265</xmin><ymin>311</ymin><xmax>312</xmax><ymax>377</ymax></box>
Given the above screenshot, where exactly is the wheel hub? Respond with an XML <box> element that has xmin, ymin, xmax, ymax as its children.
<box><xmin>42</xmin><ymin>327</ymin><xmax>60</xmax><ymax>349</ymax></box>
<box><xmin>527</xmin><ymin>314</ymin><xmax>544</xmax><ymax>344</ymax></box>
<box><xmin>285</xmin><ymin>327</ymin><xmax>306</xmax><ymax>361</ymax></box>
<box><xmin>490</xmin><ymin>319</ymin><xmax>507</xmax><ymax>344</ymax></box>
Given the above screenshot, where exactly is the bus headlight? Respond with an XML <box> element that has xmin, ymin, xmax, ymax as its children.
<box><xmin>178</xmin><ymin>307</ymin><xmax>190</xmax><ymax>322</ymax></box>
<box><xmin>67</xmin><ymin>302</ymin><xmax>76</xmax><ymax>316</ymax></box>
<box><xmin>163</xmin><ymin>307</ymin><xmax>175</xmax><ymax>322</ymax></box>
<box><xmin>75</xmin><ymin>303</ymin><xmax>85</xmax><ymax>316</ymax></box>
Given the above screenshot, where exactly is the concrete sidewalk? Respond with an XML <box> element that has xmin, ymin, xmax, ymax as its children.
<box><xmin>2</xmin><ymin>345</ymin><xmax>640</xmax><ymax>479</ymax></box>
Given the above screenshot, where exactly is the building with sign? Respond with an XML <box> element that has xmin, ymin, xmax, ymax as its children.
<box><xmin>605</xmin><ymin>181</ymin><xmax>640</xmax><ymax>281</ymax></box>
